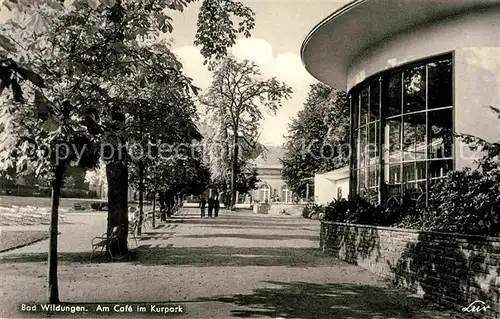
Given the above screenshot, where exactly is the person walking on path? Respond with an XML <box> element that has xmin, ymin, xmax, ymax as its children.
<box><xmin>207</xmin><ymin>196</ymin><xmax>214</xmax><ymax>218</ymax></box>
<box><xmin>200</xmin><ymin>197</ymin><xmax>206</xmax><ymax>218</ymax></box>
<box><xmin>214</xmin><ymin>196</ymin><xmax>220</xmax><ymax>217</ymax></box>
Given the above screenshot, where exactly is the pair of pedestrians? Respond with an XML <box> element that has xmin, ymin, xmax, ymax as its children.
<box><xmin>200</xmin><ymin>196</ymin><xmax>219</xmax><ymax>218</ymax></box>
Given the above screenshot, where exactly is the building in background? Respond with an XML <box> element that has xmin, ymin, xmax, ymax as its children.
<box><xmin>249</xmin><ymin>146</ymin><xmax>296</xmax><ymax>203</ymax></box>
<box><xmin>314</xmin><ymin>166</ymin><xmax>349</xmax><ymax>205</ymax></box>
<box><xmin>302</xmin><ymin>0</ymin><xmax>500</xmax><ymax>204</ymax></box>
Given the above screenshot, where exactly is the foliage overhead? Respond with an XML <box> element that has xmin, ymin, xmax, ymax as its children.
<box><xmin>137</xmin><ymin>152</ymin><xmax>210</xmax><ymax>196</ymax></box>
<box><xmin>1</xmin><ymin>0</ymin><xmax>257</xmax><ymax>199</ymax></box>
<box><xmin>194</xmin><ymin>0</ymin><xmax>255</xmax><ymax>68</ymax></box>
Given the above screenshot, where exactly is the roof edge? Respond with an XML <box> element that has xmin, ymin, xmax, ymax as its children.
<box><xmin>300</xmin><ymin>0</ymin><xmax>367</xmax><ymax>67</ymax></box>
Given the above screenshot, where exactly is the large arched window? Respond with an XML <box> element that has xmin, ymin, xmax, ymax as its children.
<box><xmin>258</xmin><ymin>183</ymin><xmax>271</xmax><ymax>202</ymax></box>
<box><xmin>281</xmin><ymin>185</ymin><xmax>293</xmax><ymax>203</ymax></box>
<box><xmin>350</xmin><ymin>54</ymin><xmax>453</xmax><ymax>204</ymax></box>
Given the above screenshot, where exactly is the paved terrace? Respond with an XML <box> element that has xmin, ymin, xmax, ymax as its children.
<box><xmin>0</xmin><ymin>208</ymin><xmax>455</xmax><ymax>318</ymax></box>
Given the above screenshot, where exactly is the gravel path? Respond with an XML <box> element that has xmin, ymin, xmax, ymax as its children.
<box><xmin>0</xmin><ymin>208</ymin><xmax>456</xmax><ymax>318</ymax></box>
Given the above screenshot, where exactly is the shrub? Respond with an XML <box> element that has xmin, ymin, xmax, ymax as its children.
<box><xmin>301</xmin><ymin>204</ymin><xmax>312</xmax><ymax>218</ymax></box>
<box><xmin>317</xmin><ymin>167</ymin><xmax>500</xmax><ymax>237</ymax></box>
<box><xmin>323</xmin><ymin>195</ymin><xmax>403</xmax><ymax>226</ymax></box>
<box><xmin>317</xmin><ymin>107</ymin><xmax>500</xmax><ymax>236</ymax></box>
<box><xmin>302</xmin><ymin>203</ymin><xmax>323</xmax><ymax>219</ymax></box>
<box><xmin>401</xmin><ymin>168</ymin><xmax>500</xmax><ymax>236</ymax></box>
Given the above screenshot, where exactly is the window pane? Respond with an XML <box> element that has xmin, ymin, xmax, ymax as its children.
<box><xmin>388</xmin><ymin>185</ymin><xmax>401</xmax><ymax>197</ymax></box>
<box><xmin>428</xmin><ymin>58</ymin><xmax>453</xmax><ymax>109</ymax></box>
<box><xmin>387</xmin><ymin>118</ymin><xmax>401</xmax><ymax>162</ymax></box>
<box><xmin>368</xmin><ymin>165</ymin><xmax>379</xmax><ymax>188</ymax></box>
<box><xmin>428</xmin><ymin>108</ymin><xmax>453</xmax><ymax>159</ymax></box>
<box><xmin>403</xmin><ymin>112</ymin><xmax>427</xmax><ymax>161</ymax></box>
<box><xmin>352</xmin><ymin>93</ymin><xmax>359</xmax><ymax>129</ymax></box>
<box><xmin>370</xmin><ymin>81</ymin><xmax>380</xmax><ymax>122</ymax></box>
<box><xmin>368</xmin><ymin>122</ymin><xmax>378</xmax><ymax>159</ymax></box>
<box><xmin>403</xmin><ymin>162</ymin><xmax>416</xmax><ymax>190</ymax></box>
<box><xmin>358</xmin><ymin>169</ymin><xmax>365</xmax><ymax>192</ymax></box>
<box><xmin>359</xmin><ymin>125</ymin><xmax>367</xmax><ymax>168</ymax></box>
<box><xmin>387</xmin><ymin>163</ymin><xmax>401</xmax><ymax>196</ymax></box>
<box><xmin>403</xmin><ymin>65</ymin><xmax>426</xmax><ymax>113</ymax></box>
<box><xmin>387</xmin><ymin>164</ymin><xmax>401</xmax><ymax>184</ymax></box>
<box><xmin>360</xmin><ymin>87</ymin><xmax>369</xmax><ymax>126</ymax></box>
<box><xmin>416</xmin><ymin>181</ymin><xmax>427</xmax><ymax>194</ymax></box>
<box><xmin>415</xmin><ymin>161</ymin><xmax>426</xmax><ymax>182</ymax></box>
<box><xmin>353</xmin><ymin>128</ymin><xmax>359</xmax><ymax>169</ymax></box>
<box><xmin>429</xmin><ymin>159</ymin><xmax>453</xmax><ymax>181</ymax></box>
<box><xmin>385</xmin><ymin>72</ymin><xmax>402</xmax><ymax>117</ymax></box>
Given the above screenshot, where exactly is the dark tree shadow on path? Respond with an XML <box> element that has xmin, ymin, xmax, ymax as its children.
<box><xmin>132</xmin><ymin>246</ymin><xmax>340</xmax><ymax>267</ymax></box>
<box><xmin>195</xmin><ymin>281</ymin><xmax>451</xmax><ymax>318</ymax></box>
<box><xmin>179</xmin><ymin>234</ymin><xmax>319</xmax><ymax>241</ymax></box>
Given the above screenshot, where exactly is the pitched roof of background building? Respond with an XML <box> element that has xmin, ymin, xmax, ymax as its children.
<box><xmin>253</xmin><ymin>145</ymin><xmax>285</xmax><ymax>167</ymax></box>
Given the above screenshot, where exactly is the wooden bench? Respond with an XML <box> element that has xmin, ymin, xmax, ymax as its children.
<box><xmin>91</xmin><ymin>202</ymin><xmax>107</xmax><ymax>211</ymax></box>
<box><xmin>143</xmin><ymin>210</ymin><xmax>154</xmax><ymax>228</ymax></box>
<box><xmin>90</xmin><ymin>226</ymin><xmax>122</xmax><ymax>260</ymax></box>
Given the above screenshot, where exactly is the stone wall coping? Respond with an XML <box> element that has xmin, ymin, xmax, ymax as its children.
<box><xmin>255</xmin><ymin>203</ymin><xmax>308</xmax><ymax>206</ymax></box>
<box><xmin>320</xmin><ymin>221</ymin><xmax>500</xmax><ymax>242</ymax></box>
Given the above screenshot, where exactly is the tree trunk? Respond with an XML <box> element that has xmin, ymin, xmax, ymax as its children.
<box><xmin>166</xmin><ymin>196</ymin><xmax>172</xmax><ymax>218</ymax></box>
<box><xmin>106</xmin><ymin>160</ymin><xmax>128</xmax><ymax>256</ymax></box>
<box><xmin>230</xmin><ymin>134</ymin><xmax>238</xmax><ymax>210</ymax></box>
<box><xmin>166</xmin><ymin>192</ymin><xmax>174</xmax><ymax>218</ymax></box>
<box><xmin>159</xmin><ymin>191</ymin><xmax>166</xmax><ymax>221</ymax></box>
<box><xmin>47</xmin><ymin>163</ymin><xmax>66</xmax><ymax>304</ymax></box>
<box><xmin>152</xmin><ymin>192</ymin><xmax>156</xmax><ymax>228</ymax></box>
<box><xmin>136</xmin><ymin>161</ymin><xmax>145</xmax><ymax>236</ymax></box>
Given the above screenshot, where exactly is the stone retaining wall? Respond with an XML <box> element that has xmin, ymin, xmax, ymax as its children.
<box><xmin>320</xmin><ymin>222</ymin><xmax>500</xmax><ymax>318</ymax></box>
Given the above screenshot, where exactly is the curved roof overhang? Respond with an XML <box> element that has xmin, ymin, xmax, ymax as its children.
<box><xmin>301</xmin><ymin>0</ymin><xmax>500</xmax><ymax>90</ymax></box>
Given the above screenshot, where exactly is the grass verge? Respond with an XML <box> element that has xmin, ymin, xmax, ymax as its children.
<box><xmin>0</xmin><ymin>230</ymin><xmax>50</xmax><ymax>253</ymax></box>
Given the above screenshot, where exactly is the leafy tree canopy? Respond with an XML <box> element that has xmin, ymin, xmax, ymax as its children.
<box><xmin>200</xmin><ymin>56</ymin><xmax>292</xmax><ymax>205</ymax></box>
<box><xmin>281</xmin><ymin>83</ymin><xmax>349</xmax><ymax>197</ymax></box>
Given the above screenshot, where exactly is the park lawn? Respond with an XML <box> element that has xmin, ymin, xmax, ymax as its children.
<box><xmin>0</xmin><ymin>230</ymin><xmax>49</xmax><ymax>253</ymax></box>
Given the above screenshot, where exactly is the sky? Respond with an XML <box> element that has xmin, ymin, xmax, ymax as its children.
<box><xmin>168</xmin><ymin>0</ymin><xmax>351</xmax><ymax>146</ymax></box>
<box><xmin>0</xmin><ymin>0</ymin><xmax>352</xmax><ymax>146</ymax></box>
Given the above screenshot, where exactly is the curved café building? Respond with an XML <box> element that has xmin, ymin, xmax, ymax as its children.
<box><xmin>301</xmin><ymin>0</ymin><xmax>500</xmax><ymax>203</ymax></box>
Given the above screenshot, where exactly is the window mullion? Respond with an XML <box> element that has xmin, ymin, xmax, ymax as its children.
<box><xmin>378</xmin><ymin>77</ymin><xmax>385</xmax><ymax>204</ymax></box>
<box><xmin>400</xmin><ymin>71</ymin><xmax>404</xmax><ymax>198</ymax></box>
<box><xmin>425</xmin><ymin>63</ymin><xmax>430</xmax><ymax>206</ymax></box>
